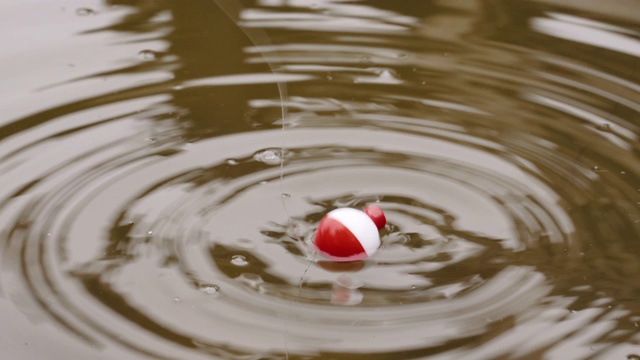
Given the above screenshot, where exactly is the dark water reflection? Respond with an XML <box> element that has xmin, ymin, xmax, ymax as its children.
<box><xmin>1</xmin><ymin>0</ymin><xmax>639</xmax><ymax>359</ymax></box>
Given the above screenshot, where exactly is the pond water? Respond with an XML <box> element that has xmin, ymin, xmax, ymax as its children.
<box><xmin>1</xmin><ymin>0</ymin><xmax>639</xmax><ymax>359</ymax></box>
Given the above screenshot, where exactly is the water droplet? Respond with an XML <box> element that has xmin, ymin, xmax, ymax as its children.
<box><xmin>621</xmin><ymin>171</ymin><xmax>627</xmax><ymax>175</ymax></box>
<box><xmin>138</xmin><ymin>50</ymin><xmax>158</xmax><ymax>61</ymax></box>
<box><xmin>596</xmin><ymin>123</ymin><xmax>612</xmax><ymax>132</ymax></box>
<box><xmin>281</xmin><ymin>193</ymin><xmax>291</xmax><ymax>198</ymax></box>
<box><xmin>254</xmin><ymin>149</ymin><xmax>281</xmax><ymax>165</ymax></box>
<box><xmin>231</xmin><ymin>255</ymin><xmax>248</xmax><ymax>266</ymax></box>
<box><xmin>225</xmin><ymin>159</ymin><xmax>238</xmax><ymax>165</ymax></box>
<box><xmin>199</xmin><ymin>284</ymin><xmax>221</xmax><ymax>296</ymax></box>
<box><xmin>326</xmin><ymin>75</ymin><xmax>333</xmax><ymax>80</ymax></box>
<box><xmin>421</xmin><ymin>80</ymin><xmax>426</xmax><ymax>85</ymax></box>
<box><xmin>76</xmin><ymin>8</ymin><xmax>95</xmax><ymax>16</ymax></box>
<box><xmin>173</xmin><ymin>296</ymin><xmax>181</xmax><ymax>303</ymax></box>
<box><xmin>396</xmin><ymin>52</ymin><xmax>407</xmax><ymax>58</ymax></box>
<box><xmin>147</xmin><ymin>230</ymin><xmax>153</xmax><ymax>237</ymax></box>
<box><xmin>259</xmin><ymin>180</ymin><xmax>268</xmax><ymax>185</ymax></box>
<box><xmin>238</xmin><ymin>273</ymin><xmax>264</xmax><ymax>289</ymax></box>
<box><xmin>145</xmin><ymin>137</ymin><xmax>157</xmax><ymax>143</ymax></box>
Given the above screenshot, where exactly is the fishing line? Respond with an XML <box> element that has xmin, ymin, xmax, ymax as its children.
<box><xmin>212</xmin><ymin>2</ymin><xmax>311</xmax><ymax>358</ymax></box>
<box><xmin>212</xmin><ymin>0</ymin><xmax>295</xmax><ymax>233</ymax></box>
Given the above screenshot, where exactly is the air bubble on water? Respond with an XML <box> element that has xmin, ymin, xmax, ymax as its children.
<box><xmin>199</xmin><ymin>284</ymin><xmax>221</xmax><ymax>296</ymax></box>
<box><xmin>225</xmin><ymin>159</ymin><xmax>238</xmax><ymax>165</ymax></box>
<box><xmin>254</xmin><ymin>149</ymin><xmax>282</xmax><ymax>165</ymax></box>
<box><xmin>76</xmin><ymin>8</ymin><xmax>95</xmax><ymax>16</ymax></box>
<box><xmin>138</xmin><ymin>50</ymin><xmax>158</xmax><ymax>61</ymax></box>
<box><xmin>360</xmin><ymin>56</ymin><xmax>372</xmax><ymax>64</ymax></box>
<box><xmin>147</xmin><ymin>230</ymin><xmax>153</xmax><ymax>237</ymax></box>
<box><xmin>596</xmin><ymin>123</ymin><xmax>612</xmax><ymax>132</ymax></box>
<box><xmin>396</xmin><ymin>52</ymin><xmax>407</xmax><ymax>58</ymax></box>
<box><xmin>354</xmin><ymin>69</ymin><xmax>401</xmax><ymax>85</ymax></box>
<box><xmin>379</xmin><ymin>70</ymin><xmax>397</xmax><ymax>80</ymax></box>
<box><xmin>231</xmin><ymin>255</ymin><xmax>248</xmax><ymax>266</ymax></box>
<box><xmin>259</xmin><ymin>180</ymin><xmax>268</xmax><ymax>185</ymax></box>
<box><xmin>238</xmin><ymin>273</ymin><xmax>264</xmax><ymax>289</ymax></box>
<box><xmin>281</xmin><ymin>193</ymin><xmax>291</xmax><ymax>198</ymax></box>
<box><xmin>173</xmin><ymin>296</ymin><xmax>181</xmax><ymax>303</ymax></box>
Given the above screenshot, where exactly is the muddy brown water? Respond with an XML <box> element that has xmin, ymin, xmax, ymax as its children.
<box><xmin>1</xmin><ymin>1</ymin><xmax>639</xmax><ymax>359</ymax></box>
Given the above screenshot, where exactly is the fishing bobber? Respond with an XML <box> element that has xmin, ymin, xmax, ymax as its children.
<box><xmin>313</xmin><ymin>205</ymin><xmax>386</xmax><ymax>262</ymax></box>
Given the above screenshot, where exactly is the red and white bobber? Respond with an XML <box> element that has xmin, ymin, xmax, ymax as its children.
<box><xmin>313</xmin><ymin>205</ymin><xmax>386</xmax><ymax>262</ymax></box>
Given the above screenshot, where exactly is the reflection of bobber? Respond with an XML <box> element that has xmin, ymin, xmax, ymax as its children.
<box><xmin>316</xmin><ymin>260</ymin><xmax>366</xmax><ymax>273</ymax></box>
<box><xmin>313</xmin><ymin>205</ymin><xmax>386</xmax><ymax>262</ymax></box>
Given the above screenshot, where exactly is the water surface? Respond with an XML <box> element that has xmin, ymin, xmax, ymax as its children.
<box><xmin>1</xmin><ymin>0</ymin><xmax>639</xmax><ymax>359</ymax></box>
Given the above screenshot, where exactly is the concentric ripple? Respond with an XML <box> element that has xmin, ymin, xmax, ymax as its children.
<box><xmin>1</xmin><ymin>1</ymin><xmax>639</xmax><ymax>359</ymax></box>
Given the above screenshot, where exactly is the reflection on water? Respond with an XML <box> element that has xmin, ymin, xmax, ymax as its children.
<box><xmin>0</xmin><ymin>0</ymin><xmax>639</xmax><ymax>359</ymax></box>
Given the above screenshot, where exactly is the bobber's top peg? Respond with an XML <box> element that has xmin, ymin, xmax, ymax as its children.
<box><xmin>364</xmin><ymin>205</ymin><xmax>386</xmax><ymax>230</ymax></box>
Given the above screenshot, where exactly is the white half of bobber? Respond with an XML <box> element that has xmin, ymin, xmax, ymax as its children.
<box><xmin>327</xmin><ymin>207</ymin><xmax>381</xmax><ymax>256</ymax></box>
